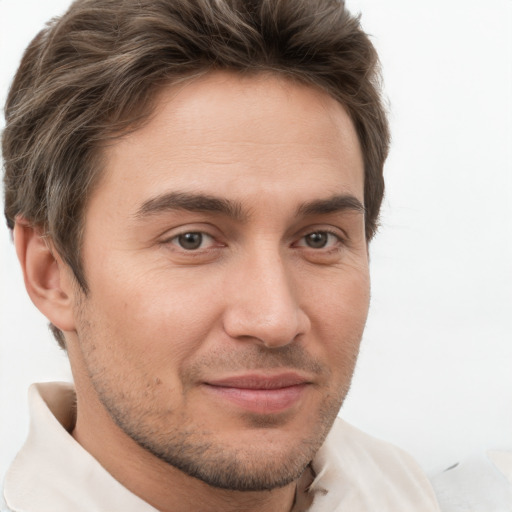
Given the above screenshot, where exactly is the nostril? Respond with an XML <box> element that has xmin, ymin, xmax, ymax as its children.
<box><xmin>223</xmin><ymin>306</ymin><xmax>310</xmax><ymax>348</ymax></box>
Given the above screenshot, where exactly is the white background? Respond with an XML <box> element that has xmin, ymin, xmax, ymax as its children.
<box><xmin>1</xmin><ymin>0</ymin><xmax>511</xmax><ymax>484</ymax></box>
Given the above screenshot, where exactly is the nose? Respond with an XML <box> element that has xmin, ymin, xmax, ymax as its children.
<box><xmin>222</xmin><ymin>247</ymin><xmax>311</xmax><ymax>348</ymax></box>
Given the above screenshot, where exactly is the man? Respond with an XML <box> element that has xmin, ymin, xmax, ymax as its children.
<box><xmin>1</xmin><ymin>0</ymin><xmax>440</xmax><ymax>510</ymax></box>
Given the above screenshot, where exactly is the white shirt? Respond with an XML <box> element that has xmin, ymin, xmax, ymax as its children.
<box><xmin>431</xmin><ymin>451</ymin><xmax>512</xmax><ymax>511</ymax></box>
<box><xmin>2</xmin><ymin>382</ymin><xmax>440</xmax><ymax>511</ymax></box>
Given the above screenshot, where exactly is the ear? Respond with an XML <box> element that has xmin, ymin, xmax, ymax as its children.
<box><xmin>14</xmin><ymin>218</ymin><xmax>76</xmax><ymax>333</ymax></box>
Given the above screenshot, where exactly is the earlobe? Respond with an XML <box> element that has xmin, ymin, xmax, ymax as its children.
<box><xmin>14</xmin><ymin>218</ymin><xmax>76</xmax><ymax>333</ymax></box>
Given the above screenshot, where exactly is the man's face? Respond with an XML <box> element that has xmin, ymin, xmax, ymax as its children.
<box><xmin>69</xmin><ymin>72</ymin><xmax>369</xmax><ymax>491</ymax></box>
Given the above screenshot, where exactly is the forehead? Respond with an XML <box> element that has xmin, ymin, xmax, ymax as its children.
<box><xmin>91</xmin><ymin>71</ymin><xmax>364</xmax><ymax>215</ymax></box>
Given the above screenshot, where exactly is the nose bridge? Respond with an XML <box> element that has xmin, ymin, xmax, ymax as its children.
<box><xmin>223</xmin><ymin>242</ymin><xmax>309</xmax><ymax>347</ymax></box>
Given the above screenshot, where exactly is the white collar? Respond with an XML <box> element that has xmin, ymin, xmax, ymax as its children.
<box><xmin>4</xmin><ymin>382</ymin><xmax>159</xmax><ymax>512</ymax></box>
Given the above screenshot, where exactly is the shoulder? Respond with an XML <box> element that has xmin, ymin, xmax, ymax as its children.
<box><xmin>308</xmin><ymin>418</ymin><xmax>440</xmax><ymax>511</ymax></box>
<box><xmin>431</xmin><ymin>451</ymin><xmax>512</xmax><ymax>511</ymax></box>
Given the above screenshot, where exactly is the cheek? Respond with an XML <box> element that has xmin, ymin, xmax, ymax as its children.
<box><xmin>305</xmin><ymin>266</ymin><xmax>370</xmax><ymax>357</ymax></box>
<box><xmin>85</xmin><ymin>263</ymin><xmax>225</xmax><ymax>368</ymax></box>
<box><xmin>307</xmin><ymin>258</ymin><xmax>370</xmax><ymax>318</ymax></box>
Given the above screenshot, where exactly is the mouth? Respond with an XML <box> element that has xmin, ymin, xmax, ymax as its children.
<box><xmin>202</xmin><ymin>373</ymin><xmax>311</xmax><ymax>414</ymax></box>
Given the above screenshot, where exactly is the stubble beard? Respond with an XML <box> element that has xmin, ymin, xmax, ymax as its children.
<box><xmin>74</xmin><ymin>304</ymin><xmax>359</xmax><ymax>492</ymax></box>
<box><xmin>97</xmin><ymin>380</ymin><xmax>349</xmax><ymax>492</ymax></box>
<box><xmin>88</xmin><ymin>354</ymin><xmax>354</xmax><ymax>492</ymax></box>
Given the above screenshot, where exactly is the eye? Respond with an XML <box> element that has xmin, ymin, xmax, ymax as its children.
<box><xmin>171</xmin><ymin>232</ymin><xmax>214</xmax><ymax>251</ymax></box>
<box><xmin>297</xmin><ymin>231</ymin><xmax>341</xmax><ymax>249</ymax></box>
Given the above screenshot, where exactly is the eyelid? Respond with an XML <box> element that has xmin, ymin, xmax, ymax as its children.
<box><xmin>171</xmin><ymin>231</ymin><xmax>215</xmax><ymax>250</ymax></box>
<box><xmin>159</xmin><ymin>224</ymin><xmax>224</xmax><ymax>251</ymax></box>
<box><xmin>293</xmin><ymin>227</ymin><xmax>347</xmax><ymax>248</ymax></box>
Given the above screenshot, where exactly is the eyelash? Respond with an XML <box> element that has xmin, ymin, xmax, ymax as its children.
<box><xmin>169</xmin><ymin>232</ymin><xmax>216</xmax><ymax>251</ymax></box>
<box><xmin>294</xmin><ymin>230</ymin><xmax>345</xmax><ymax>250</ymax></box>
<box><xmin>164</xmin><ymin>229</ymin><xmax>345</xmax><ymax>252</ymax></box>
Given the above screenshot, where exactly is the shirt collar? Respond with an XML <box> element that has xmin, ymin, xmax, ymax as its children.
<box><xmin>4</xmin><ymin>382</ymin><xmax>159</xmax><ymax>512</ymax></box>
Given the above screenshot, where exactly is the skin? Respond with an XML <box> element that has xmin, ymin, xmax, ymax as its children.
<box><xmin>16</xmin><ymin>71</ymin><xmax>370</xmax><ymax>512</ymax></box>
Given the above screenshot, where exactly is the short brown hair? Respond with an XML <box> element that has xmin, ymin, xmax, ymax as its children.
<box><xmin>3</xmin><ymin>0</ymin><xmax>389</xmax><ymax>348</ymax></box>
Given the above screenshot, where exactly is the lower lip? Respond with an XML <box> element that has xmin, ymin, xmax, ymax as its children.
<box><xmin>203</xmin><ymin>384</ymin><xmax>308</xmax><ymax>414</ymax></box>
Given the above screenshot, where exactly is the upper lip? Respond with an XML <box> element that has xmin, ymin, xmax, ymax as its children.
<box><xmin>204</xmin><ymin>372</ymin><xmax>311</xmax><ymax>390</ymax></box>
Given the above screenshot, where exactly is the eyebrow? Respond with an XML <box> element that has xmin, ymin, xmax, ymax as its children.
<box><xmin>297</xmin><ymin>194</ymin><xmax>366</xmax><ymax>217</ymax></box>
<box><xmin>134</xmin><ymin>191</ymin><xmax>365</xmax><ymax>222</ymax></box>
<box><xmin>134</xmin><ymin>191</ymin><xmax>245</xmax><ymax>221</ymax></box>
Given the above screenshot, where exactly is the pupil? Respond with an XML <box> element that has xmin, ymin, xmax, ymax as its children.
<box><xmin>306</xmin><ymin>232</ymin><xmax>327</xmax><ymax>248</ymax></box>
<box><xmin>179</xmin><ymin>232</ymin><xmax>202</xmax><ymax>250</ymax></box>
